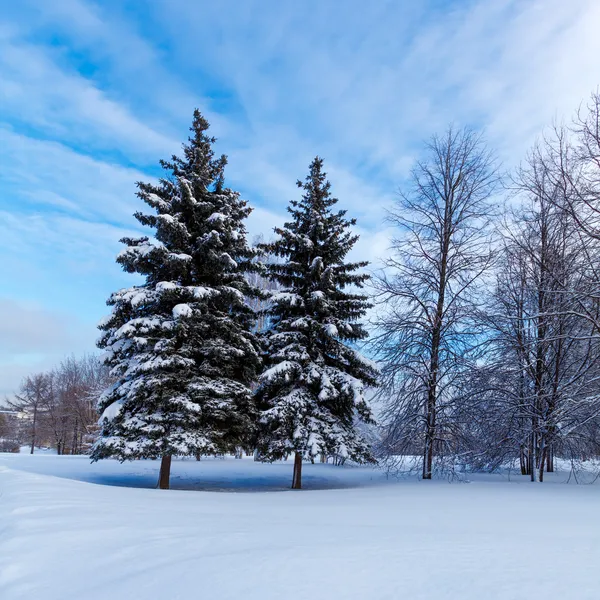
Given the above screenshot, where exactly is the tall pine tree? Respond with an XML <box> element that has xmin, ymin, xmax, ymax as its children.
<box><xmin>92</xmin><ymin>110</ymin><xmax>261</xmax><ymax>489</ymax></box>
<box><xmin>256</xmin><ymin>157</ymin><xmax>377</xmax><ymax>488</ymax></box>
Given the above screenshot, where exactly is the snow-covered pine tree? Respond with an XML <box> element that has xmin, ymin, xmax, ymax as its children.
<box><xmin>91</xmin><ymin>110</ymin><xmax>261</xmax><ymax>489</ymax></box>
<box><xmin>256</xmin><ymin>157</ymin><xmax>377</xmax><ymax>489</ymax></box>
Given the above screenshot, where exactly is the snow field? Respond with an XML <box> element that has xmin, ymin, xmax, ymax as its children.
<box><xmin>1</xmin><ymin>454</ymin><xmax>599</xmax><ymax>600</ymax></box>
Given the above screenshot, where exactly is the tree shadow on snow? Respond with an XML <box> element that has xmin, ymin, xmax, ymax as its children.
<box><xmin>4</xmin><ymin>454</ymin><xmax>387</xmax><ymax>493</ymax></box>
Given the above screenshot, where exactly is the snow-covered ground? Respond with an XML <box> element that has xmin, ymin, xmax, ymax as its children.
<box><xmin>1</xmin><ymin>454</ymin><xmax>599</xmax><ymax>600</ymax></box>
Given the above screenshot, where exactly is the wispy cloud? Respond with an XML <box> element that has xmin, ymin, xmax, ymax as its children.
<box><xmin>0</xmin><ymin>298</ymin><xmax>98</xmax><ymax>396</ymax></box>
<box><xmin>0</xmin><ymin>33</ymin><xmax>178</xmax><ymax>161</ymax></box>
<box><xmin>0</xmin><ymin>128</ymin><xmax>151</xmax><ymax>223</ymax></box>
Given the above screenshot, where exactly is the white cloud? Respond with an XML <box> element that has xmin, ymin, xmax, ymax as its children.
<box><xmin>0</xmin><ymin>128</ymin><xmax>149</xmax><ymax>224</ymax></box>
<box><xmin>245</xmin><ymin>205</ymin><xmax>285</xmax><ymax>243</ymax></box>
<box><xmin>0</xmin><ymin>212</ymin><xmax>140</xmax><ymax>396</ymax></box>
<box><xmin>0</xmin><ymin>27</ymin><xmax>179</xmax><ymax>161</ymax></box>
<box><xmin>3</xmin><ymin>0</ymin><xmax>227</xmax><ymax>141</ymax></box>
<box><xmin>150</xmin><ymin>0</ymin><xmax>600</xmax><ymax>171</ymax></box>
<box><xmin>0</xmin><ymin>299</ymin><xmax>84</xmax><ymax>355</ymax></box>
<box><xmin>0</xmin><ymin>298</ymin><xmax>97</xmax><ymax>397</ymax></box>
<box><xmin>405</xmin><ymin>0</ymin><xmax>600</xmax><ymax>158</ymax></box>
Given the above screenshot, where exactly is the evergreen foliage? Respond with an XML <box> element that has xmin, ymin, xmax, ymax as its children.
<box><xmin>256</xmin><ymin>157</ymin><xmax>377</xmax><ymax>467</ymax></box>
<box><xmin>92</xmin><ymin>111</ymin><xmax>261</xmax><ymax>464</ymax></box>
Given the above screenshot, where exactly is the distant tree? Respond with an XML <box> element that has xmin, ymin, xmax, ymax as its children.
<box><xmin>45</xmin><ymin>355</ymin><xmax>112</xmax><ymax>455</ymax></box>
<box><xmin>9</xmin><ymin>373</ymin><xmax>50</xmax><ymax>454</ymax></box>
<box><xmin>372</xmin><ymin>127</ymin><xmax>498</xmax><ymax>479</ymax></box>
<box><xmin>255</xmin><ymin>157</ymin><xmax>377</xmax><ymax>489</ymax></box>
<box><xmin>245</xmin><ymin>234</ymin><xmax>282</xmax><ymax>334</ymax></box>
<box><xmin>92</xmin><ymin>111</ymin><xmax>261</xmax><ymax>489</ymax></box>
<box><xmin>0</xmin><ymin>410</ymin><xmax>20</xmax><ymax>452</ymax></box>
<box><xmin>7</xmin><ymin>356</ymin><xmax>110</xmax><ymax>455</ymax></box>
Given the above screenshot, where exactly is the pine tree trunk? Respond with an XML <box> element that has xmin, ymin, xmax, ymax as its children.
<box><xmin>291</xmin><ymin>452</ymin><xmax>302</xmax><ymax>489</ymax></box>
<box><xmin>159</xmin><ymin>454</ymin><xmax>172</xmax><ymax>490</ymax></box>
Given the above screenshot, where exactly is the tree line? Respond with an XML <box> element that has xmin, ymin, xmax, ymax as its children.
<box><xmin>373</xmin><ymin>92</ymin><xmax>600</xmax><ymax>482</ymax></box>
<box><xmin>6</xmin><ymin>91</ymin><xmax>600</xmax><ymax>488</ymax></box>
<box><xmin>3</xmin><ymin>355</ymin><xmax>111</xmax><ymax>454</ymax></box>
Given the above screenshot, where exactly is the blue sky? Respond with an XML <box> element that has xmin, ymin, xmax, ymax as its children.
<box><xmin>1</xmin><ymin>0</ymin><xmax>599</xmax><ymax>396</ymax></box>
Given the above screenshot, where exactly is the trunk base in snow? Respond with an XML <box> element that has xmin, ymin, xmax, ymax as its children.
<box><xmin>158</xmin><ymin>455</ymin><xmax>172</xmax><ymax>489</ymax></box>
<box><xmin>292</xmin><ymin>453</ymin><xmax>302</xmax><ymax>489</ymax></box>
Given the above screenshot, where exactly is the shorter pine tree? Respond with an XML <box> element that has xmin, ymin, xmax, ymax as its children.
<box><xmin>256</xmin><ymin>157</ymin><xmax>377</xmax><ymax>489</ymax></box>
<box><xmin>92</xmin><ymin>110</ymin><xmax>261</xmax><ymax>489</ymax></box>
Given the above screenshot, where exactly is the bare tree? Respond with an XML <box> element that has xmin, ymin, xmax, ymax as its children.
<box><xmin>544</xmin><ymin>92</ymin><xmax>600</xmax><ymax>243</ymax></box>
<box><xmin>246</xmin><ymin>234</ymin><xmax>282</xmax><ymax>333</ymax></box>
<box><xmin>9</xmin><ymin>373</ymin><xmax>51</xmax><ymax>454</ymax></box>
<box><xmin>46</xmin><ymin>355</ymin><xmax>112</xmax><ymax>455</ymax></box>
<box><xmin>372</xmin><ymin>126</ymin><xmax>499</xmax><ymax>479</ymax></box>
<box><xmin>479</xmin><ymin>125</ymin><xmax>600</xmax><ymax>481</ymax></box>
<box><xmin>7</xmin><ymin>355</ymin><xmax>111</xmax><ymax>455</ymax></box>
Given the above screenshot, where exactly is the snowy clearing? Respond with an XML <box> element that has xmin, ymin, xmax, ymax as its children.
<box><xmin>1</xmin><ymin>454</ymin><xmax>599</xmax><ymax>600</ymax></box>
